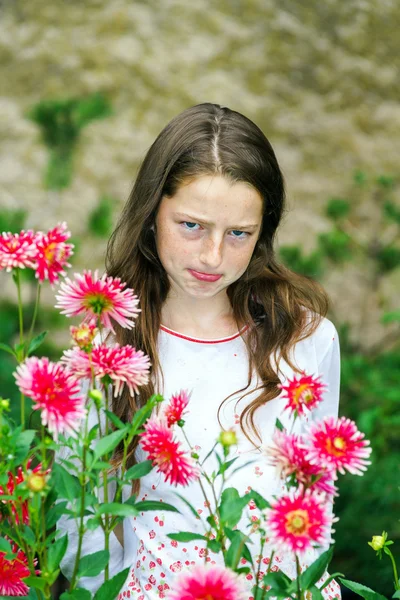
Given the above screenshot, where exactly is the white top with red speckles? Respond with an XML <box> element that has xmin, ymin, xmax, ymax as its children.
<box><xmin>58</xmin><ymin>316</ymin><xmax>342</xmax><ymax>600</ymax></box>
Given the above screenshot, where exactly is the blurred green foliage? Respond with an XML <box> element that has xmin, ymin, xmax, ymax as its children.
<box><xmin>27</xmin><ymin>92</ymin><xmax>112</xmax><ymax>189</ymax></box>
<box><xmin>88</xmin><ymin>196</ymin><xmax>114</xmax><ymax>238</ymax></box>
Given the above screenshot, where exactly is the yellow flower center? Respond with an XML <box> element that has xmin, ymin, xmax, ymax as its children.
<box><xmin>326</xmin><ymin>436</ymin><xmax>346</xmax><ymax>457</ymax></box>
<box><xmin>294</xmin><ymin>384</ymin><xmax>314</xmax><ymax>406</ymax></box>
<box><xmin>285</xmin><ymin>509</ymin><xmax>310</xmax><ymax>536</ymax></box>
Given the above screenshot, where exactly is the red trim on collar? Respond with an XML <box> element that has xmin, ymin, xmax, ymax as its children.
<box><xmin>159</xmin><ymin>324</ymin><xmax>249</xmax><ymax>344</ymax></box>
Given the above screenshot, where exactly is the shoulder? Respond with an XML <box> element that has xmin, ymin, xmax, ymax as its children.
<box><xmin>302</xmin><ymin>310</ymin><xmax>339</xmax><ymax>363</ymax></box>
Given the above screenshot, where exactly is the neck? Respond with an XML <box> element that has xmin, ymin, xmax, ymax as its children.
<box><xmin>161</xmin><ymin>292</ymin><xmax>239</xmax><ymax>338</ymax></box>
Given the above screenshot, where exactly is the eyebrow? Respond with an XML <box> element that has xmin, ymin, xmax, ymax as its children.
<box><xmin>173</xmin><ymin>212</ymin><xmax>260</xmax><ymax>230</ymax></box>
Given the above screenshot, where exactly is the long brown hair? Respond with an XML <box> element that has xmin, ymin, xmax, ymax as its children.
<box><xmin>106</xmin><ymin>102</ymin><xmax>329</xmax><ymax>477</ymax></box>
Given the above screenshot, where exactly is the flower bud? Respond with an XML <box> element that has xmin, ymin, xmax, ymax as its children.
<box><xmin>219</xmin><ymin>429</ymin><xmax>237</xmax><ymax>448</ymax></box>
<box><xmin>0</xmin><ymin>398</ymin><xmax>10</xmax><ymax>410</ymax></box>
<box><xmin>368</xmin><ymin>531</ymin><xmax>387</xmax><ymax>551</ymax></box>
<box><xmin>27</xmin><ymin>471</ymin><xmax>47</xmax><ymax>493</ymax></box>
<box><xmin>89</xmin><ymin>389</ymin><xmax>103</xmax><ymax>408</ymax></box>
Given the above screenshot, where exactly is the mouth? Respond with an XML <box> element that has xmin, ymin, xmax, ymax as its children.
<box><xmin>188</xmin><ymin>269</ymin><xmax>222</xmax><ymax>282</ymax></box>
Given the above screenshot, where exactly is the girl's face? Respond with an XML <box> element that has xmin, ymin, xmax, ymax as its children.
<box><xmin>154</xmin><ymin>175</ymin><xmax>263</xmax><ymax>301</ymax></box>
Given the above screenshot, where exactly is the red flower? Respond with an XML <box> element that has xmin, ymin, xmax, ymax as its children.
<box><xmin>305</xmin><ymin>416</ymin><xmax>372</xmax><ymax>476</ymax></box>
<box><xmin>14</xmin><ymin>357</ymin><xmax>86</xmax><ymax>441</ymax></box>
<box><xmin>55</xmin><ymin>270</ymin><xmax>140</xmax><ymax>333</ymax></box>
<box><xmin>266</xmin><ymin>489</ymin><xmax>333</xmax><ymax>554</ymax></box>
<box><xmin>278</xmin><ymin>373</ymin><xmax>327</xmax><ymax>417</ymax></box>
<box><xmin>167</xmin><ymin>564</ymin><xmax>246</xmax><ymax>600</ymax></box>
<box><xmin>0</xmin><ymin>230</ymin><xmax>37</xmax><ymax>272</ymax></box>
<box><xmin>62</xmin><ymin>343</ymin><xmax>150</xmax><ymax>396</ymax></box>
<box><xmin>0</xmin><ymin>546</ymin><xmax>31</xmax><ymax>596</ymax></box>
<box><xmin>264</xmin><ymin>429</ymin><xmax>337</xmax><ymax>496</ymax></box>
<box><xmin>164</xmin><ymin>390</ymin><xmax>190</xmax><ymax>427</ymax></box>
<box><xmin>0</xmin><ymin>460</ymin><xmax>47</xmax><ymax>525</ymax></box>
<box><xmin>140</xmin><ymin>416</ymin><xmax>199</xmax><ymax>487</ymax></box>
<box><xmin>34</xmin><ymin>222</ymin><xmax>73</xmax><ymax>284</ymax></box>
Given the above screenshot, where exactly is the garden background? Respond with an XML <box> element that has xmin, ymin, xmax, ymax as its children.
<box><xmin>0</xmin><ymin>0</ymin><xmax>399</xmax><ymax>597</ymax></box>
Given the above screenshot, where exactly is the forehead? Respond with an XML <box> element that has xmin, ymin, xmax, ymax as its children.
<box><xmin>161</xmin><ymin>175</ymin><xmax>263</xmax><ymax>222</ymax></box>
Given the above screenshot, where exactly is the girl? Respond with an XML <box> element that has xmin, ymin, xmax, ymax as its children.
<box><xmin>58</xmin><ymin>103</ymin><xmax>341</xmax><ymax>599</ymax></box>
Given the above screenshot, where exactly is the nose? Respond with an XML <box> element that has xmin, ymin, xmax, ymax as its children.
<box><xmin>199</xmin><ymin>234</ymin><xmax>223</xmax><ymax>270</ymax></box>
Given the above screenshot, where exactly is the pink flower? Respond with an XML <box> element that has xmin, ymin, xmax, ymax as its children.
<box><xmin>167</xmin><ymin>564</ymin><xmax>246</xmax><ymax>600</ymax></box>
<box><xmin>62</xmin><ymin>343</ymin><xmax>151</xmax><ymax>396</ymax></box>
<box><xmin>14</xmin><ymin>357</ymin><xmax>86</xmax><ymax>441</ymax></box>
<box><xmin>164</xmin><ymin>390</ymin><xmax>190</xmax><ymax>427</ymax></box>
<box><xmin>264</xmin><ymin>429</ymin><xmax>337</xmax><ymax>496</ymax></box>
<box><xmin>278</xmin><ymin>373</ymin><xmax>327</xmax><ymax>417</ymax></box>
<box><xmin>305</xmin><ymin>416</ymin><xmax>372</xmax><ymax>476</ymax></box>
<box><xmin>70</xmin><ymin>319</ymin><xmax>98</xmax><ymax>350</ymax></box>
<box><xmin>0</xmin><ymin>546</ymin><xmax>32</xmax><ymax>596</ymax></box>
<box><xmin>34</xmin><ymin>222</ymin><xmax>74</xmax><ymax>284</ymax></box>
<box><xmin>0</xmin><ymin>230</ymin><xmax>37</xmax><ymax>272</ymax></box>
<box><xmin>140</xmin><ymin>416</ymin><xmax>199</xmax><ymax>487</ymax></box>
<box><xmin>265</xmin><ymin>489</ymin><xmax>333</xmax><ymax>554</ymax></box>
<box><xmin>55</xmin><ymin>270</ymin><xmax>140</xmax><ymax>332</ymax></box>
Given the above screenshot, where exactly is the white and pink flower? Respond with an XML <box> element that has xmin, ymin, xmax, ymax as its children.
<box><xmin>164</xmin><ymin>390</ymin><xmax>190</xmax><ymax>427</ymax></box>
<box><xmin>305</xmin><ymin>415</ymin><xmax>372</xmax><ymax>476</ymax></box>
<box><xmin>0</xmin><ymin>230</ymin><xmax>37</xmax><ymax>272</ymax></box>
<box><xmin>34</xmin><ymin>222</ymin><xmax>74</xmax><ymax>284</ymax></box>
<box><xmin>167</xmin><ymin>564</ymin><xmax>246</xmax><ymax>600</ymax></box>
<box><xmin>14</xmin><ymin>357</ymin><xmax>86</xmax><ymax>440</ymax></box>
<box><xmin>62</xmin><ymin>343</ymin><xmax>151</xmax><ymax>396</ymax></box>
<box><xmin>265</xmin><ymin>489</ymin><xmax>333</xmax><ymax>554</ymax></box>
<box><xmin>55</xmin><ymin>270</ymin><xmax>140</xmax><ymax>332</ymax></box>
<box><xmin>140</xmin><ymin>416</ymin><xmax>199</xmax><ymax>487</ymax></box>
<box><xmin>278</xmin><ymin>373</ymin><xmax>327</xmax><ymax>417</ymax></box>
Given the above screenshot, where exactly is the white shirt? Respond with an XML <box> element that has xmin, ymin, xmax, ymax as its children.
<box><xmin>58</xmin><ymin>316</ymin><xmax>341</xmax><ymax>599</ymax></box>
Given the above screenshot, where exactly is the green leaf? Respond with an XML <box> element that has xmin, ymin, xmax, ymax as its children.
<box><xmin>22</xmin><ymin>576</ymin><xmax>47</xmax><ymax>591</ymax></box>
<box><xmin>167</xmin><ymin>532</ymin><xmax>207</xmax><ymax>542</ymax></box>
<box><xmin>392</xmin><ymin>591</ymin><xmax>400</xmax><ymax>598</ymax></box>
<box><xmin>224</xmin><ymin>530</ymin><xmax>252</xmax><ymax>570</ymax></box>
<box><xmin>248</xmin><ymin>490</ymin><xmax>270</xmax><ymax>510</ymax></box>
<box><xmin>339</xmin><ymin>578</ymin><xmax>389</xmax><ymax>600</ymax></box>
<box><xmin>27</xmin><ymin>331</ymin><xmax>48</xmax><ymax>356</ymax></box>
<box><xmin>308</xmin><ymin>585</ymin><xmax>324</xmax><ymax>600</ymax></box>
<box><xmin>124</xmin><ymin>460</ymin><xmax>153</xmax><ymax>481</ymax></box>
<box><xmin>93</xmin><ymin>566</ymin><xmax>130</xmax><ymax>600</ymax></box>
<box><xmin>275</xmin><ymin>417</ymin><xmax>285</xmax><ymax>431</ymax></box>
<box><xmin>0</xmin><ymin>537</ymin><xmax>13</xmax><ymax>555</ymax></box>
<box><xmin>93</xmin><ymin>428</ymin><xmax>128</xmax><ymax>460</ymax></box>
<box><xmin>47</xmin><ymin>534</ymin><xmax>68</xmax><ymax>572</ymax></box>
<box><xmin>134</xmin><ymin>500</ymin><xmax>179</xmax><ymax>513</ymax></box>
<box><xmin>52</xmin><ymin>463</ymin><xmax>81</xmax><ymax>502</ymax></box>
<box><xmin>13</xmin><ymin>429</ymin><xmax>36</xmax><ymax>462</ymax></box>
<box><xmin>262</xmin><ymin>571</ymin><xmax>292</xmax><ymax>594</ymax></box>
<box><xmin>97</xmin><ymin>503</ymin><xmax>138</xmax><ymax>518</ymax></box>
<box><xmin>217</xmin><ymin>457</ymin><xmax>238</xmax><ymax>476</ymax></box>
<box><xmin>173</xmin><ymin>492</ymin><xmax>202</xmax><ymax>520</ymax></box>
<box><xmin>0</xmin><ymin>342</ymin><xmax>16</xmax><ymax>358</ymax></box>
<box><xmin>103</xmin><ymin>409</ymin><xmax>126</xmax><ymax>430</ymax></box>
<box><xmin>207</xmin><ymin>539</ymin><xmax>222</xmax><ymax>553</ymax></box>
<box><xmin>300</xmin><ymin>547</ymin><xmax>333</xmax><ymax>589</ymax></box>
<box><xmin>219</xmin><ymin>488</ymin><xmax>249</xmax><ymax>527</ymax></box>
<box><xmin>60</xmin><ymin>588</ymin><xmax>92</xmax><ymax>600</ymax></box>
<box><xmin>45</xmin><ymin>501</ymin><xmax>68</xmax><ymax>528</ymax></box>
<box><xmin>77</xmin><ymin>550</ymin><xmax>110</xmax><ymax>579</ymax></box>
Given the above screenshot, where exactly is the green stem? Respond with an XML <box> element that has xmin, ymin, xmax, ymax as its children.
<box><xmin>26</xmin><ymin>282</ymin><xmax>41</xmax><ymax>348</ymax></box>
<box><xmin>255</xmin><ymin>537</ymin><xmax>266</xmax><ymax>599</ymax></box>
<box><xmin>15</xmin><ymin>269</ymin><xmax>25</xmax><ymax>428</ymax></box>
<box><xmin>70</xmin><ymin>416</ymin><xmax>90</xmax><ymax>589</ymax></box>
<box><xmin>387</xmin><ymin>548</ymin><xmax>400</xmax><ymax>591</ymax></box>
<box><xmin>103</xmin><ymin>383</ymin><xmax>110</xmax><ymax>581</ymax></box>
<box><xmin>295</xmin><ymin>553</ymin><xmax>304</xmax><ymax>600</ymax></box>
